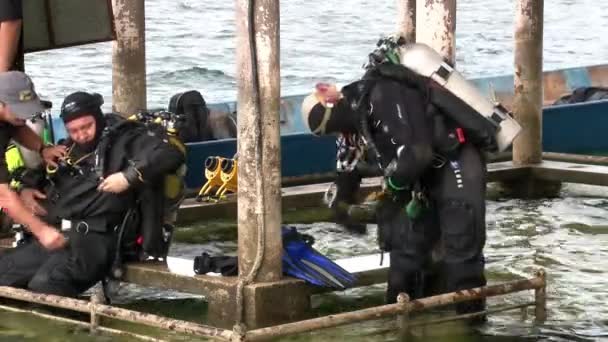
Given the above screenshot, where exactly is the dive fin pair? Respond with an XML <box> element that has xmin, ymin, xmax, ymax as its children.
<box><xmin>282</xmin><ymin>226</ymin><xmax>356</xmax><ymax>290</ymax></box>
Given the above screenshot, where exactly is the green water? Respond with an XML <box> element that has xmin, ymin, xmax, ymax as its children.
<box><xmin>1</xmin><ymin>183</ymin><xmax>607</xmax><ymax>341</ymax></box>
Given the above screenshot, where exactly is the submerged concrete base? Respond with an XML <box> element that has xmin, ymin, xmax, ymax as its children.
<box><xmin>498</xmin><ymin>174</ymin><xmax>562</xmax><ymax>198</ymax></box>
<box><xmin>206</xmin><ymin>279</ymin><xmax>312</xmax><ymax>330</ymax></box>
<box><xmin>124</xmin><ymin>262</ymin><xmax>311</xmax><ymax>329</ymax></box>
<box><xmin>242</xmin><ymin>279</ymin><xmax>311</xmax><ymax>329</ymax></box>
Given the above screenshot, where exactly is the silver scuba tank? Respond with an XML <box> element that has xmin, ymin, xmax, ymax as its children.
<box><xmin>400</xmin><ymin>43</ymin><xmax>522</xmax><ymax>152</ymax></box>
<box><xmin>14</xmin><ymin>118</ymin><xmax>45</xmax><ymax>169</ymax></box>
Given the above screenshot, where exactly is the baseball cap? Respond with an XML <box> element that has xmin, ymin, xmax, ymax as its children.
<box><xmin>0</xmin><ymin>71</ymin><xmax>44</xmax><ymax>120</ymax></box>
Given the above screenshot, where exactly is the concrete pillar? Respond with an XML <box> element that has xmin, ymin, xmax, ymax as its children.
<box><xmin>500</xmin><ymin>0</ymin><xmax>559</xmax><ymax>198</ymax></box>
<box><xmin>512</xmin><ymin>0</ymin><xmax>544</xmax><ymax>165</ymax></box>
<box><xmin>111</xmin><ymin>0</ymin><xmax>146</xmax><ymax>116</ymax></box>
<box><xmin>233</xmin><ymin>0</ymin><xmax>305</xmax><ymax>329</ymax></box>
<box><xmin>415</xmin><ymin>0</ymin><xmax>456</xmax><ymax>64</ymax></box>
<box><xmin>396</xmin><ymin>0</ymin><xmax>416</xmax><ymax>43</ymax></box>
<box><xmin>235</xmin><ymin>0</ymin><xmax>282</xmax><ymax>284</ymax></box>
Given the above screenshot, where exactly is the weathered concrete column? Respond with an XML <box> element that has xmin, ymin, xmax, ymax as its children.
<box><xmin>512</xmin><ymin>0</ymin><xmax>543</xmax><ymax>165</ymax></box>
<box><xmin>111</xmin><ymin>0</ymin><xmax>146</xmax><ymax>116</ymax></box>
<box><xmin>501</xmin><ymin>0</ymin><xmax>559</xmax><ymax>198</ymax></box>
<box><xmin>396</xmin><ymin>0</ymin><xmax>416</xmax><ymax>43</ymax></box>
<box><xmin>231</xmin><ymin>0</ymin><xmax>307</xmax><ymax>330</ymax></box>
<box><xmin>235</xmin><ymin>0</ymin><xmax>282</xmax><ymax>287</ymax></box>
<box><xmin>415</xmin><ymin>0</ymin><xmax>456</xmax><ymax>64</ymax></box>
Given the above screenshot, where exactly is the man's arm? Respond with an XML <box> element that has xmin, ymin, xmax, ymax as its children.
<box><xmin>0</xmin><ymin>184</ymin><xmax>65</xmax><ymax>249</ymax></box>
<box><xmin>0</xmin><ymin>0</ymin><xmax>22</xmax><ymax>72</ymax></box>
<box><xmin>0</xmin><ymin>184</ymin><xmax>43</xmax><ymax>230</ymax></box>
<box><xmin>11</xmin><ymin>124</ymin><xmax>67</xmax><ymax>166</ymax></box>
<box><xmin>11</xmin><ymin>124</ymin><xmax>44</xmax><ymax>152</ymax></box>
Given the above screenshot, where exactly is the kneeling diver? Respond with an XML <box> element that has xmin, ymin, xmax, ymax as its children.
<box><xmin>0</xmin><ymin>91</ymin><xmax>184</xmax><ymax>297</ymax></box>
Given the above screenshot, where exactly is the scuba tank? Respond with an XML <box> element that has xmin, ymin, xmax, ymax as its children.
<box><xmin>399</xmin><ymin>43</ymin><xmax>521</xmax><ymax>152</ymax></box>
<box><xmin>127</xmin><ymin>110</ymin><xmax>187</xmax><ymax>217</ymax></box>
<box><xmin>16</xmin><ymin>100</ymin><xmax>55</xmax><ymax>169</ymax></box>
<box><xmin>11</xmin><ymin>113</ymin><xmax>48</xmax><ymax>171</ymax></box>
<box><xmin>6</xmin><ymin>103</ymin><xmax>55</xmax><ymax>189</ymax></box>
<box><xmin>365</xmin><ymin>35</ymin><xmax>522</xmax><ymax>152</ymax></box>
<box><xmin>160</xmin><ymin>111</ymin><xmax>188</xmax><ymax>223</ymax></box>
<box><xmin>122</xmin><ymin>110</ymin><xmax>187</xmax><ymax>251</ymax></box>
<box><xmin>106</xmin><ymin>111</ymin><xmax>187</xmax><ymax>295</ymax></box>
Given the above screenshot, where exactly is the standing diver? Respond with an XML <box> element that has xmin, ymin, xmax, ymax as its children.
<box><xmin>300</xmin><ymin>36</ymin><xmax>521</xmax><ymax>318</ymax></box>
<box><xmin>0</xmin><ymin>91</ymin><xmax>184</xmax><ymax>297</ymax></box>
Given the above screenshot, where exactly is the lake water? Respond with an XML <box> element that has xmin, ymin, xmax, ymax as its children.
<box><xmin>4</xmin><ymin>0</ymin><xmax>608</xmax><ymax>341</ymax></box>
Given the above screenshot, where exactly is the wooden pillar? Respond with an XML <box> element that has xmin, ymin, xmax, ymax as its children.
<box><xmin>235</xmin><ymin>0</ymin><xmax>282</xmax><ymax>285</ymax></box>
<box><xmin>513</xmin><ymin>0</ymin><xmax>544</xmax><ymax>165</ymax></box>
<box><xmin>111</xmin><ymin>0</ymin><xmax>146</xmax><ymax>116</ymax></box>
<box><xmin>415</xmin><ymin>0</ymin><xmax>456</xmax><ymax>64</ymax></box>
<box><xmin>396</xmin><ymin>0</ymin><xmax>416</xmax><ymax>43</ymax></box>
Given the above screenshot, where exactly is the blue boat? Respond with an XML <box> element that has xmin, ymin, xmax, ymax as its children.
<box><xmin>48</xmin><ymin>64</ymin><xmax>608</xmax><ymax>190</ymax></box>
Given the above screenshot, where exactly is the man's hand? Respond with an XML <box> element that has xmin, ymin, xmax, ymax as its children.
<box><xmin>20</xmin><ymin>188</ymin><xmax>47</xmax><ymax>216</ymax></box>
<box><xmin>97</xmin><ymin>172</ymin><xmax>130</xmax><ymax>193</ymax></box>
<box><xmin>0</xmin><ymin>102</ymin><xmax>25</xmax><ymax>126</ymax></box>
<box><xmin>41</xmin><ymin>145</ymin><xmax>67</xmax><ymax>168</ymax></box>
<box><xmin>36</xmin><ymin>225</ymin><xmax>66</xmax><ymax>250</ymax></box>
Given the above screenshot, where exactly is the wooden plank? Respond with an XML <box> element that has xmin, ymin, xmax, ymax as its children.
<box><xmin>177</xmin><ymin>162</ymin><xmax>529</xmax><ymax>223</ymax></box>
<box><xmin>532</xmin><ymin>160</ymin><xmax>608</xmax><ymax>186</ymax></box>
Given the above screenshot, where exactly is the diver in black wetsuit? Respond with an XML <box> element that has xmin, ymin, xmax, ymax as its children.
<box><xmin>299</xmin><ymin>44</ymin><xmax>518</xmax><ymax>316</ymax></box>
<box><xmin>0</xmin><ymin>91</ymin><xmax>184</xmax><ymax>297</ymax></box>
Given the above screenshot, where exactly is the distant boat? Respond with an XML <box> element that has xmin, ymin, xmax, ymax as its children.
<box><xmin>49</xmin><ymin>64</ymin><xmax>608</xmax><ymax>190</ymax></box>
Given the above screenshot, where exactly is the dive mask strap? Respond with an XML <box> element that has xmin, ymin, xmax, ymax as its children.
<box><xmin>312</xmin><ymin>105</ymin><xmax>332</xmax><ymax>135</ymax></box>
<box><xmin>312</xmin><ymin>83</ymin><xmax>342</xmax><ymax>135</ymax></box>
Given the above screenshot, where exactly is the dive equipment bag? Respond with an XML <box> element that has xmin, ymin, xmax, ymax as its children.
<box><xmin>168</xmin><ymin>90</ymin><xmax>210</xmax><ymax>143</ymax></box>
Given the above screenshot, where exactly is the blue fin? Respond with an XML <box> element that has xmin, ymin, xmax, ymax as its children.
<box><xmin>281</xmin><ymin>226</ymin><xmax>356</xmax><ymax>289</ymax></box>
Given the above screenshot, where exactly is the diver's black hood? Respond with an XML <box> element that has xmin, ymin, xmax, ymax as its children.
<box><xmin>60</xmin><ymin>92</ymin><xmax>107</xmax><ymax>154</ymax></box>
<box><xmin>306</xmin><ymin>80</ymin><xmax>372</xmax><ymax>135</ymax></box>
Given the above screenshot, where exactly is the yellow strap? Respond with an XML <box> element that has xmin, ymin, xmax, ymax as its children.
<box><xmin>168</xmin><ymin>136</ymin><xmax>187</xmax><ymax>155</ymax></box>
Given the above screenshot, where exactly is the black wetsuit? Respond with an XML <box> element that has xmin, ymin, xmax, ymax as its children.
<box><xmin>0</xmin><ymin>114</ymin><xmax>184</xmax><ymax>297</ymax></box>
<box><xmin>335</xmin><ymin>68</ymin><xmax>489</xmax><ymax>314</ymax></box>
